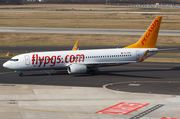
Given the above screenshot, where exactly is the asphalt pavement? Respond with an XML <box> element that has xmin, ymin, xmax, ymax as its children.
<box><xmin>0</xmin><ymin>50</ymin><xmax>180</xmax><ymax>118</ymax></box>
<box><xmin>0</xmin><ymin>27</ymin><xmax>179</xmax><ymax>36</ymax></box>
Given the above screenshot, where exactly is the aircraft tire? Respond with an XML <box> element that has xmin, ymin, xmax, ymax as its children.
<box><xmin>89</xmin><ymin>70</ymin><xmax>95</xmax><ymax>75</ymax></box>
<box><xmin>19</xmin><ymin>73</ymin><xmax>23</xmax><ymax>77</ymax></box>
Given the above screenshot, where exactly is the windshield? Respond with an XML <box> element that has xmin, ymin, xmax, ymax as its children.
<box><xmin>10</xmin><ymin>59</ymin><xmax>19</xmax><ymax>61</ymax></box>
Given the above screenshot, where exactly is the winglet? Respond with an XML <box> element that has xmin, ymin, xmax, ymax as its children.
<box><xmin>138</xmin><ymin>50</ymin><xmax>149</xmax><ymax>62</ymax></box>
<box><xmin>72</xmin><ymin>40</ymin><xmax>79</xmax><ymax>51</ymax></box>
<box><xmin>124</xmin><ymin>17</ymin><xmax>162</xmax><ymax>48</ymax></box>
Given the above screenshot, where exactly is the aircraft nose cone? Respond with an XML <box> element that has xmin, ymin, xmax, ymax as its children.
<box><xmin>3</xmin><ymin>62</ymin><xmax>6</xmax><ymax>67</ymax></box>
<box><xmin>3</xmin><ymin>62</ymin><xmax>9</xmax><ymax>68</ymax></box>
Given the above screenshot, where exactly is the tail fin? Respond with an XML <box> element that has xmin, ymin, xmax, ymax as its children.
<box><xmin>124</xmin><ymin>17</ymin><xmax>162</xmax><ymax>48</ymax></box>
<box><xmin>72</xmin><ymin>40</ymin><xmax>79</xmax><ymax>51</ymax></box>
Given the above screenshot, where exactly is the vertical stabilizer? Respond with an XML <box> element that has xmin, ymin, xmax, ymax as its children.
<box><xmin>124</xmin><ymin>17</ymin><xmax>162</xmax><ymax>48</ymax></box>
<box><xmin>72</xmin><ymin>40</ymin><xmax>79</xmax><ymax>51</ymax></box>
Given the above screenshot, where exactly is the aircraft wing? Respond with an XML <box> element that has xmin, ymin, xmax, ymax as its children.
<box><xmin>68</xmin><ymin>61</ymin><xmax>136</xmax><ymax>67</ymax></box>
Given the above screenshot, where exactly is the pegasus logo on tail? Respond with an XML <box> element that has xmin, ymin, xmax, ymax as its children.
<box><xmin>141</xmin><ymin>18</ymin><xmax>159</xmax><ymax>45</ymax></box>
<box><xmin>124</xmin><ymin>17</ymin><xmax>162</xmax><ymax>48</ymax></box>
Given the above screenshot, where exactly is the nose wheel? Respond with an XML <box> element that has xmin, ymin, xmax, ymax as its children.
<box><xmin>19</xmin><ymin>73</ymin><xmax>23</xmax><ymax>77</ymax></box>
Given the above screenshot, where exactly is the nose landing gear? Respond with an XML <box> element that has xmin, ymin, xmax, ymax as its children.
<box><xmin>19</xmin><ymin>73</ymin><xmax>23</xmax><ymax>77</ymax></box>
<box><xmin>14</xmin><ymin>70</ymin><xmax>23</xmax><ymax>77</ymax></box>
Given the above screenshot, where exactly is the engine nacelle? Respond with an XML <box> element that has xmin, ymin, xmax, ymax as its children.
<box><xmin>67</xmin><ymin>64</ymin><xmax>87</xmax><ymax>74</ymax></box>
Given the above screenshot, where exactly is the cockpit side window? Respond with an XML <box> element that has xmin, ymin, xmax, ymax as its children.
<box><xmin>10</xmin><ymin>59</ymin><xmax>19</xmax><ymax>61</ymax></box>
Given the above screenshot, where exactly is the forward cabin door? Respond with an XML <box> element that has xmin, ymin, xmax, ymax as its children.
<box><xmin>24</xmin><ymin>55</ymin><xmax>30</xmax><ymax>66</ymax></box>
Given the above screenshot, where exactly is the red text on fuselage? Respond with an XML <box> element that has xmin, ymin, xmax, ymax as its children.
<box><xmin>32</xmin><ymin>54</ymin><xmax>85</xmax><ymax>67</ymax></box>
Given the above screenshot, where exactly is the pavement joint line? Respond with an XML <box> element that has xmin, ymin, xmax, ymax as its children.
<box><xmin>0</xmin><ymin>106</ymin><xmax>174</xmax><ymax>118</ymax></box>
<box><xmin>103</xmin><ymin>81</ymin><xmax>180</xmax><ymax>92</ymax></box>
<box><xmin>130</xmin><ymin>104</ymin><xmax>164</xmax><ymax>119</ymax></box>
<box><xmin>31</xmin><ymin>70</ymin><xmax>51</xmax><ymax>85</ymax></box>
<box><xmin>0</xmin><ymin>105</ymin><xmax>95</xmax><ymax>115</ymax></box>
<box><xmin>0</xmin><ymin>105</ymin><xmax>171</xmax><ymax>118</ymax></box>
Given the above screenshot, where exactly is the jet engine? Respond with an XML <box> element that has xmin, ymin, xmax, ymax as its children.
<box><xmin>67</xmin><ymin>64</ymin><xmax>87</xmax><ymax>74</ymax></box>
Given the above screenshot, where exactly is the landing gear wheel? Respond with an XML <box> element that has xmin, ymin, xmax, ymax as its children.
<box><xmin>19</xmin><ymin>73</ymin><xmax>23</xmax><ymax>77</ymax></box>
<box><xmin>89</xmin><ymin>70</ymin><xmax>95</xmax><ymax>75</ymax></box>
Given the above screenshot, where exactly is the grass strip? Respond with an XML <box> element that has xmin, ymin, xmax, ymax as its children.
<box><xmin>156</xmin><ymin>53</ymin><xmax>180</xmax><ymax>56</ymax></box>
<box><xmin>1</xmin><ymin>4</ymin><xmax>180</xmax><ymax>12</ymax></box>
<box><xmin>0</xmin><ymin>53</ymin><xmax>20</xmax><ymax>58</ymax></box>
<box><xmin>145</xmin><ymin>57</ymin><xmax>180</xmax><ymax>63</ymax></box>
<box><xmin>0</xmin><ymin>12</ymin><xmax>179</xmax><ymax>30</ymax></box>
<box><xmin>0</xmin><ymin>33</ymin><xmax>180</xmax><ymax>46</ymax></box>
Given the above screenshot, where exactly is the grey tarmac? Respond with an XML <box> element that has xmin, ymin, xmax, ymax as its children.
<box><xmin>0</xmin><ymin>46</ymin><xmax>180</xmax><ymax>119</ymax></box>
<box><xmin>0</xmin><ymin>11</ymin><xmax>180</xmax><ymax>15</ymax></box>
<box><xmin>0</xmin><ymin>27</ymin><xmax>179</xmax><ymax>36</ymax></box>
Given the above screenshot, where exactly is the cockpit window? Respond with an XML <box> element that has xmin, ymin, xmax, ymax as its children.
<box><xmin>10</xmin><ymin>59</ymin><xmax>19</xmax><ymax>61</ymax></box>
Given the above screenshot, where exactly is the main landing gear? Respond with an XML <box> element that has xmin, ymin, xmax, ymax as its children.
<box><xmin>89</xmin><ymin>70</ymin><xmax>95</xmax><ymax>75</ymax></box>
<box><xmin>19</xmin><ymin>73</ymin><xmax>23</xmax><ymax>77</ymax></box>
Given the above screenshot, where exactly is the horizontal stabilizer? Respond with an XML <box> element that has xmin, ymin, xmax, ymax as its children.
<box><xmin>138</xmin><ymin>50</ymin><xmax>149</xmax><ymax>62</ymax></box>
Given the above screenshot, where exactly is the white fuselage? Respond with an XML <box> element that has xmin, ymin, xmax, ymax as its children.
<box><xmin>3</xmin><ymin>48</ymin><xmax>158</xmax><ymax>72</ymax></box>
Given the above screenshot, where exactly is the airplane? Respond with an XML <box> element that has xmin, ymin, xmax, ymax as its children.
<box><xmin>3</xmin><ymin>16</ymin><xmax>162</xmax><ymax>76</ymax></box>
